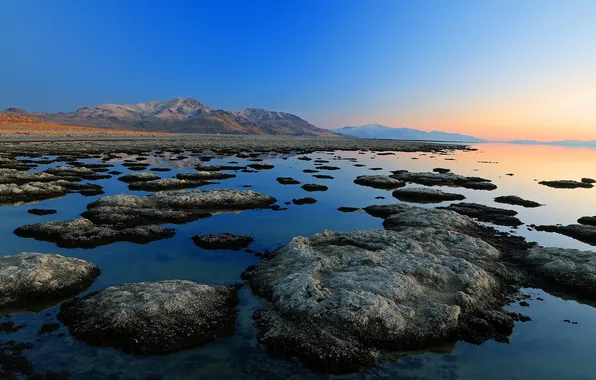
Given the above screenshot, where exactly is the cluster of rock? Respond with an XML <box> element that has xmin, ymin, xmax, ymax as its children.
<box><xmin>14</xmin><ymin>189</ymin><xmax>276</xmax><ymax>248</ymax></box>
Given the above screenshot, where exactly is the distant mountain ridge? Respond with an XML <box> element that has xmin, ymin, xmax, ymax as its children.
<box><xmin>3</xmin><ymin>98</ymin><xmax>336</xmax><ymax>136</ymax></box>
<box><xmin>333</xmin><ymin>123</ymin><xmax>483</xmax><ymax>142</ymax></box>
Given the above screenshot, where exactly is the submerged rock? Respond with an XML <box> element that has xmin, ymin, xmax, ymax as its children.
<box><xmin>390</xmin><ymin>170</ymin><xmax>497</xmax><ymax>190</ymax></box>
<box><xmin>578</xmin><ymin>216</ymin><xmax>596</xmax><ymax>226</ymax></box>
<box><xmin>128</xmin><ymin>178</ymin><xmax>214</xmax><ymax>191</ymax></box>
<box><xmin>538</xmin><ymin>180</ymin><xmax>593</xmax><ymax>189</ymax></box>
<box><xmin>301</xmin><ymin>184</ymin><xmax>328</xmax><ymax>192</ymax></box>
<box><xmin>27</xmin><ymin>208</ymin><xmax>57</xmax><ymax>216</ymax></box>
<box><xmin>363</xmin><ymin>203</ymin><xmax>414</xmax><ymax>218</ymax></box>
<box><xmin>243</xmin><ymin>228</ymin><xmax>507</xmax><ymax>373</ymax></box>
<box><xmin>276</xmin><ymin>177</ymin><xmax>300</xmax><ymax>185</ymax></box>
<box><xmin>535</xmin><ymin>224</ymin><xmax>596</xmax><ymax>246</ymax></box>
<box><xmin>292</xmin><ymin>197</ymin><xmax>317</xmax><ymax>205</ymax></box>
<box><xmin>59</xmin><ymin>280</ymin><xmax>239</xmax><ymax>354</ymax></box>
<box><xmin>354</xmin><ymin>175</ymin><xmax>405</xmax><ymax>189</ymax></box>
<box><xmin>338</xmin><ymin>207</ymin><xmax>359</xmax><ymax>212</ymax></box>
<box><xmin>494</xmin><ymin>195</ymin><xmax>541</xmax><ymax>208</ymax></box>
<box><xmin>14</xmin><ymin>218</ymin><xmax>175</xmax><ymax>248</ymax></box>
<box><xmin>192</xmin><ymin>233</ymin><xmax>254</xmax><ymax>250</ymax></box>
<box><xmin>197</xmin><ymin>164</ymin><xmax>246</xmax><ymax>171</ymax></box>
<box><xmin>177</xmin><ymin>171</ymin><xmax>236</xmax><ymax>180</ymax></box>
<box><xmin>392</xmin><ymin>187</ymin><xmax>465</xmax><ymax>203</ymax></box>
<box><xmin>313</xmin><ymin>174</ymin><xmax>334</xmax><ymax>179</ymax></box>
<box><xmin>440</xmin><ymin>203</ymin><xmax>523</xmax><ymax>227</ymax></box>
<box><xmin>118</xmin><ymin>172</ymin><xmax>160</xmax><ymax>183</ymax></box>
<box><xmin>247</xmin><ymin>162</ymin><xmax>274</xmax><ymax>170</ymax></box>
<box><xmin>0</xmin><ymin>252</ymin><xmax>100</xmax><ymax>311</ymax></box>
<box><xmin>82</xmin><ymin>189</ymin><xmax>276</xmax><ymax>227</ymax></box>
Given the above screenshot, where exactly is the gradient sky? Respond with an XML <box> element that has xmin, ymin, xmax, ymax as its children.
<box><xmin>1</xmin><ymin>0</ymin><xmax>595</xmax><ymax>140</ymax></box>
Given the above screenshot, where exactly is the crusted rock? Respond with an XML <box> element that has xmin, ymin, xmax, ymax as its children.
<box><xmin>14</xmin><ymin>218</ymin><xmax>175</xmax><ymax>248</ymax></box>
<box><xmin>494</xmin><ymin>195</ymin><xmax>541</xmax><ymax>208</ymax></box>
<box><xmin>440</xmin><ymin>203</ymin><xmax>523</xmax><ymax>227</ymax></box>
<box><xmin>301</xmin><ymin>184</ymin><xmax>328</xmax><ymax>192</ymax></box>
<box><xmin>176</xmin><ymin>171</ymin><xmax>235</xmax><ymax>180</ymax></box>
<box><xmin>363</xmin><ymin>203</ymin><xmax>414</xmax><ymax>218</ymax></box>
<box><xmin>276</xmin><ymin>177</ymin><xmax>300</xmax><ymax>185</ymax></box>
<box><xmin>539</xmin><ymin>180</ymin><xmax>593</xmax><ymax>189</ymax></box>
<box><xmin>390</xmin><ymin>170</ymin><xmax>497</xmax><ymax>190</ymax></box>
<box><xmin>128</xmin><ymin>178</ymin><xmax>214</xmax><ymax>191</ymax></box>
<box><xmin>118</xmin><ymin>172</ymin><xmax>160</xmax><ymax>183</ymax></box>
<box><xmin>354</xmin><ymin>175</ymin><xmax>405</xmax><ymax>189</ymax></box>
<box><xmin>59</xmin><ymin>280</ymin><xmax>239</xmax><ymax>354</ymax></box>
<box><xmin>535</xmin><ymin>224</ymin><xmax>596</xmax><ymax>246</ymax></box>
<box><xmin>0</xmin><ymin>252</ymin><xmax>99</xmax><ymax>311</ymax></box>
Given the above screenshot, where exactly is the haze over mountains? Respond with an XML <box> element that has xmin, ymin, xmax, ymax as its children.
<box><xmin>334</xmin><ymin>124</ymin><xmax>483</xmax><ymax>142</ymax></box>
<box><xmin>3</xmin><ymin>98</ymin><xmax>336</xmax><ymax>136</ymax></box>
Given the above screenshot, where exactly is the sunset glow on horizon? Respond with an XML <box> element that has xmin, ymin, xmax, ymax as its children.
<box><xmin>2</xmin><ymin>0</ymin><xmax>595</xmax><ymax>141</ymax></box>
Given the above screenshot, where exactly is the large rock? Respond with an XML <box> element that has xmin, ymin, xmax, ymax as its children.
<box><xmin>494</xmin><ymin>195</ymin><xmax>541</xmax><ymax>208</ymax></box>
<box><xmin>0</xmin><ymin>168</ymin><xmax>60</xmax><ymax>184</ymax></box>
<box><xmin>354</xmin><ymin>175</ymin><xmax>405</xmax><ymax>189</ymax></box>
<box><xmin>59</xmin><ymin>280</ymin><xmax>239</xmax><ymax>354</ymax></box>
<box><xmin>390</xmin><ymin>170</ymin><xmax>497</xmax><ymax>190</ymax></box>
<box><xmin>81</xmin><ymin>189</ymin><xmax>276</xmax><ymax>227</ymax></box>
<box><xmin>0</xmin><ymin>252</ymin><xmax>100</xmax><ymax>311</ymax></box>
<box><xmin>578</xmin><ymin>216</ymin><xmax>596</xmax><ymax>226</ymax></box>
<box><xmin>535</xmin><ymin>224</ymin><xmax>596</xmax><ymax>246</ymax></box>
<box><xmin>392</xmin><ymin>187</ymin><xmax>465</xmax><ymax>203</ymax></box>
<box><xmin>0</xmin><ymin>182</ymin><xmax>68</xmax><ymax>205</ymax></box>
<box><xmin>45</xmin><ymin>166</ymin><xmax>109</xmax><ymax>180</ymax></box>
<box><xmin>440</xmin><ymin>203</ymin><xmax>523</xmax><ymax>227</ymax></box>
<box><xmin>243</xmin><ymin>228</ymin><xmax>508</xmax><ymax>373</ymax></box>
<box><xmin>520</xmin><ymin>247</ymin><xmax>596</xmax><ymax>298</ymax></box>
<box><xmin>538</xmin><ymin>180</ymin><xmax>593</xmax><ymax>189</ymax></box>
<box><xmin>14</xmin><ymin>218</ymin><xmax>175</xmax><ymax>248</ymax></box>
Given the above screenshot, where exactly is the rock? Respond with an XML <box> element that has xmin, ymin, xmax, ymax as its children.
<box><xmin>128</xmin><ymin>178</ymin><xmax>214</xmax><ymax>191</ymax></box>
<box><xmin>45</xmin><ymin>166</ymin><xmax>109</xmax><ymax>180</ymax></box>
<box><xmin>369</xmin><ymin>167</ymin><xmax>383</xmax><ymax>171</ymax></box>
<box><xmin>247</xmin><ymin>162</ymin><xmax>274</xmax><ymax>170</ymax></box>
<box><xmin>118</xmin><ymin>172</ymin><xmax>160</xmax><ymax>183</ymax></box>
<box><xmin>243</xmin><ymin>228</ymin><xmax>507</xmax><ymax>373</ymax></box>
<box><xmin>581</xmin><ymin>178</ymin><xmax>595</xmax><ymax>184</ymax></box>
<box><xmin>177</xmin><ymin>171</ymin><xmax>235</xmax><ymax>180</ymax></box>
<box><xmin>0</xmin><ymin>168</ymin><xmax>60</xmax><ymax>184</ymax></box>
<box><xmin>392</xmin><ymin>187</ymin><xmax>465</xmax><ymax>203</ymax></box>
<box><xmin>519</xmin><ymin>246</ymin><xmax>596</xmax><ymax>298</ymax></box>
<box><xmin>440</xmin><ymin>203</ymin><xmax>523</xmax><ymax>227</ymax></box>
<box><xmin>301</xmin><ymin>184</ymin><xmax>328</xmax><ymax>192</ymax></box>
<box><xmin>539</xmin><ymin>180</ymin><xmax>593</xmax><ymax>189</ymax></box>
<box><xmin>81</xmin><ymin>189</ymin><xmax>276</xmax><ymax>227</ymax></box>
<box><xmin>364</xmin><ymin>203</ymin><xmax>414</xmax><ymax>218</ymax></box>
<box><xmin>535</xmin><ymin>224</ymin><xmax>596</xmax><ymax>246</ymax></box>
<box><xmin>297</xmin><ymin>156</ymin><xmax>312</xmax><ymax>161</ymax></box>
<box><xmin>150</xmin><ymin>167</ymin><xmax>171</xmax><ymax>172</ymax></box>
<box><xmin>578</xmin><ymin>216</ymin><xmax>596</xmax><ymax>226</ymax></box>
<box><xmin>14</xmin><ymin>218</ymin><xmax>176</xmax><ymax>248</ymax></box>
<box><xmin>292</xmin><ymin>197</ymin><xmax>317</xmax><ymax>205</ymax></box>
<box><xmin>338</xmin><ymin>207</ymin><xmax>359</xmax><ymax>212</ymax></box>
<box><xmin>0</xmin><ymin>182</ymin><xmax>68</xmax><ymax>205</ymax></box>
<box><xmin>494</xmin><ymin>195</ymin><xmax>541</xmax><ymax>208</ymax></box>
<box><xmin>0</xmin><ymin>252</ymin><xmax>100</xmax><ymax>311</ymax></box>
<box><xmin>303</xmin><ymin>169</ymin><xmax>319</xmax><ymax>173</ymax></box>
<box><xmin>354</xmin><ymin>175</ymin><xmax>406</xmax><ymax>189</ymax></box>
<box><xmin>313</xmin><ymin>174</ymin><xmax>334</xmax><ymax>179</ymax></box>
<box><xmin>384</xmin><ymin>207</ymin><xmax>479</xmax><ymax>233</ymax></box>
<box><xmin>318</xmin><ymin>165</ymin><xmax>340</xmax><ymax>171</ymax></box>
<box><xmin>197</xmin><ymin>164</ymin><xmax>246</xmax><ymax>172</ymax></box>
<box><xmin>276</xmin><ymin>177</ymin><xmax>300</xmax><ymax>185</ymax></box>
<box><xmin>39</xmin><ymin>323</ymin><xmax>60</xmax><ymax>335</ymax></box>
<box><xmin>191</xmin><ymin>233</ymin><xmax>254</xmax><ymax>250</ymax></box>
<box><xmin>27</xmin><ymin>208</ymin><xmax>57</xmax><ymax>216</ymax></box>
<box><xmin>390</xmin><ymin>170</ymin><xmax>497</xmax><ymax>190</ymax></box>
<box><xmin>58</xmin><ymin>280</ymin><xmax>239</xmax><ymax>354</ymax></box>
<box><xmin>433</xmin><ymin>168</ymin><xmax>451</xmax><ymax>173</ymax></box>
<box><xmin>0</xmin><ymin>321</ymin><xmax>24</xmax><ymax>333</ymax></box>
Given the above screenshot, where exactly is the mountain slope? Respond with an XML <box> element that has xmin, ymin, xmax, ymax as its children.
<box><xmin>3</xmin><ymin>98</ymin><xmax>336</xmax><ymax>136</ymax></box>
<box><xmin>334</xmin><ymin>123</ymin><xmax>483</xmax><ymax>142</ymax></box>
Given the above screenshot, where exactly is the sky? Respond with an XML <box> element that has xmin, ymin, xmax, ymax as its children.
<box><xmin>1</xmin><ymin>0</ymin><xmax>595</xmax><ymax>141</ymax></box>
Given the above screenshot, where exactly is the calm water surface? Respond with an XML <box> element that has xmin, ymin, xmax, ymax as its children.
<box><xmin>2</xmin><ymin>143</ymin><xmax>596</xmax><ymax>379</ymax></box>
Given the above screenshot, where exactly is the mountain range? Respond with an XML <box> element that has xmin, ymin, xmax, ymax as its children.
<box><xmin>333</xmin><ymin>124</ymin><xmax>483</xmax><ymax>142</ymax></box>
<box><xmin>3</xmin><ymin>98</ymin><xmax>336</xmax><ymax>136</ymax></box>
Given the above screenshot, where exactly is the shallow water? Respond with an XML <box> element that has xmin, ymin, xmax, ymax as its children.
<box><xmin>2</xmin><ymin>143</ymin><xmax>596</xmax><ymax>379</ymax></box>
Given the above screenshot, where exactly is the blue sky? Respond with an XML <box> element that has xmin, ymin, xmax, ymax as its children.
<box><xmin>1</xmin><ymin>0</ymin><xmax>595</xmax><ymax>139</ymax></box>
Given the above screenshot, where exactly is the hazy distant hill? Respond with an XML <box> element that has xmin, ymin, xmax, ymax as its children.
<box><xmin>3</xmin><ymin>98</ymin><xmax>337</xmax><ymax>136</ymax></box>
<box><xmin>508</xmin><ymin>140</ymin><xmax>596</xmax><ymax>147</ymax></box>
<box><xmin>333</xmin><ymin>123</ymin><xmax>483</xmax><ymax>142</ymax></box>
